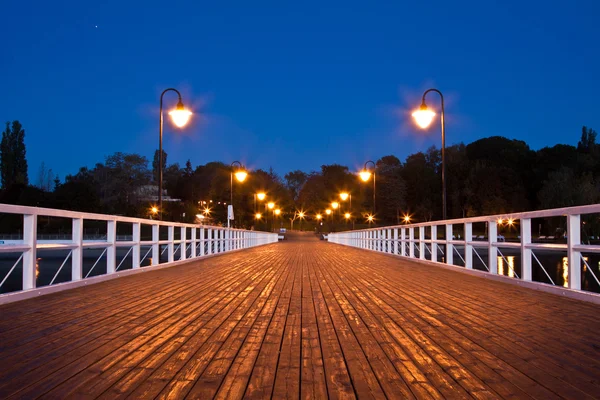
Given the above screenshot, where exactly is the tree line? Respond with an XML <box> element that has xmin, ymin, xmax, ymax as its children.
<box><xmin>1</xmin><ymin>120</ymin><xmax>598</xmax><ymax>231</ymax></box>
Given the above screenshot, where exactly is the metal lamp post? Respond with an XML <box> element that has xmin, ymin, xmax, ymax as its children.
<box><xmin>359</xmin><ymin>160</ymin><xmax>376</xmax><ymax>216</ymax></box>
<box><xmin>158</xmin><ymin>88</ymin><xmax>192</xmax><ymax>220</ymax></box>
<box><xmin>412</xmin><ymin>88</ymin><xmax>446</xmax><ymax>220</ymax></box>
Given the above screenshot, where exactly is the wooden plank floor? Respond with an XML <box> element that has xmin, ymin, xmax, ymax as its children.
<box><xmin>0</xmin><ymin>232</ymin><xmax>599</xmax><ymax>399</ymax></box>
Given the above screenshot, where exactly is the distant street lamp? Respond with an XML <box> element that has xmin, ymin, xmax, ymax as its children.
<box><xmin>255</xmin><ymin>213</ymin><xmax>262</xmax><ymax>220</ymax></box>
<box><xmin>229</xmin><ymin>161</ymin><xmax>248</xmax><ymax>228</ymax></box>
<box><xmin>412</xmin><ymin>88</ymin><xmax>446</xmax><ymax>220</ymax></box>
<box><xmin>254</xmin><ymin>192</ymin><xmax>266</xmax><ymax>212</ymax></box>
<box><xmin>359</xmin><ymin>160</ymin><xmax>376</xmax><ymax>215</ymax></box>
<box><xmin>339</xmin><ymin>192</ymin><xmax>352</xmax><ymax>214</ymax></box>
<box><xmin>158</xmin><ymin>88</ymin><xmax>192</xmax><ymax>219</ymax></box>
<box><xmin>366</xmin><ymin>214</ymin><xmax>375</xmax><ymax>225</ymax></box>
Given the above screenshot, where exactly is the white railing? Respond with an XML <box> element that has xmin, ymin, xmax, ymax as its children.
<box><xmin>0</xmin><ymin>203</ymin><xmax>278</xmax><ymax>303</ymax></box>
<box><xmin>328</xmin><ymin>204</ymin><xmax>600</xmax><ymax>297</ymax></box>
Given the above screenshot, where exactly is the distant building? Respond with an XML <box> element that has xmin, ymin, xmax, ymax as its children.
<box><xmin>135</xmin><ymin>185</ymin><xmax>181</xmax><ymax>202</ymax></box>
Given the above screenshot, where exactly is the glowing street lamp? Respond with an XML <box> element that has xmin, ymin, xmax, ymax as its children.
<box><xmin>151</xmin><ymin>206</ymin><xmax>158</xmax><ymax>215</ymax></box>
<box><xmin>268</xmin><ymin>202</ymin><xmax>275</xmax><ymax>210</ymax></box>
<box><xmin>331</xmin><ymin>202</ymin><xmax>339</xmax><ymax>210</ymax></box>
<box><xmin>158</xmin><ymin>88</ymin><xmax>192</xmax><ymax>219</ymax></box>
<box><xmin>412</xmin><ymin>88</ymin><xmax>447</xmax><ymax>220</ymax></box>
<box><xmin>316</xmin><ymin>214</ymin><xmax>322</xmax><ymax>220</ymax></box>
<box><xmin>340</xmin><ymin>192</ymin><xmax>349</xmax><ymax>201</ymax></box>
<box><xmin>229</xmin><ymin>161</ymin><xmax>248</xmax><ymax>228</ymax></box>
<box><xmin>274</xmin><ymin>209</ymin><xmax>281</xmax><ymax>216</ymax></box>
<box><xmin>359</xmin><ymin>160</ymin><xmax>376</xmax><ymax>215</ymax></box>
<box><xmin>325</xmin><ymin>209</ymin><xmax>332</xmax><ymax>215</ymax></box>
<box><xmin>366</xmin><ymin>214</ymin><xmax>375</xmax><ymax>225</ymax></box>
<box><xmin>404</xmin><ymin>214</ymin><xmax>411</xmax><ymax>224</ymax></box>
<box><xmin>257</xmin><ymin>192</ymin><xmax>266</xmax><ymax>201</ymax></box>
<box><xmin>255</xmin><ymin>213</ymin><xmax>262</xmax><ymax>220</ymax></box>
<box><xmin>344</xmin><ymin>212</ymin><xmax>351</xmax><ymax>219</ymax></box>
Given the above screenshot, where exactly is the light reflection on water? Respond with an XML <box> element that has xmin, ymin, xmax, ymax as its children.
<box><xmin>497</xmin><ymin>256</ymin><xmax>515</xmax><ymax>278</ymax></box>
<box><xmin>561</xmin><ymin>256</ymin><xmax>589</xmax><ymax>288</ymax></box>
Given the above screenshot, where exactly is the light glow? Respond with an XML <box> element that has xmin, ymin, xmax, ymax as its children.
<box><xmin>268</xmin><ymin>202</ymin><xmax>275</xmax><ymax>209</ymax></box>
<box><xmin>331</xmin><ymin>202</ymin><xmax>339</xmax><ymax>210</ymax></box>
<box><xmin>257</xmin><ymin>192</ymin><xmax>266</xmax><ymax>201</ymax></box>
<box><xmin>404</xmin><ymin>214</ymin><xmax>411</xmax><ymax>223</ymax></box>
<box><xmin>340</xmin><ymin>192</ymin><xmax>349</xmax><ymax>201</ymax></box>
<box><xmin>316</xmin><ymin>214</ymin><xmax>322</xmax><ymax>220</ymax></box>
<box><xmin>255</xmin><ymin>213</ymin><xmax>262</xmax><ymax>219</ymax></box>
<box><xmin>169</xmin><ymin>107</ymin><xmax>192</xmax><ymax>128</ymax></box>
<box><xmin>367</xmin><ymin>215</ymin><xmax>374</xmax><ymax>223</ymax></box>
<box><xmin>235</xmin><ymin>170</ymin><xmax>248</xmax><ymax>182</ymax></box>
<box><xmin>359</xmin><ymin>171</ymin><xmax>371</xmax><ymax>182</ymax></box>
<box><xmin>150</xmin><ymin>206</ymin><xmax>158</xmax><ymax>214</ymax></box>
<box><xmin>274</xmin><ymin>209</ymin><xmax>281</xmax><ymax>216</ymax></box>
<box><xmin>344</xmin><ymin>212</ymin><xmax>351</xmax><ymax>219</ymax></box>
<box><xmin>325</xmin><ymin>209</ymin><xmax>332</xmax><ymax>215</ymax></box>
<box><xmin>412</xmin><ymin>107</ymin><xmax>436</xmax><ymax>129</ymax></box>
<box><xmin>497</xmin><ymin>218</ymin><xmax>503</xmax><ymax>225</ymax></box>
<box><xmin>298</xmin><ymin>211</ymin><xmax>305</xmax><ymax>219</ymax></box>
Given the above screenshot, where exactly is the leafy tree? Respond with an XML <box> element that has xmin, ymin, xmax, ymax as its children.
<box><xmin>1</xmin><ymin>121</ymin><xmax>29</xmax><ymax>188</ymax></box>
<box><xmin>284</xmin><ymin>170</ymin><xmax>308</xmax><ymax>203</ymax></box>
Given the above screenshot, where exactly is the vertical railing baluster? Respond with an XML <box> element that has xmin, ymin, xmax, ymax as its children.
<box><xmin>23</xmin><ymin>213</ymin><xmax>37</xmax><ymax>290</ymax></box>
<box><xmin>419</xmin><ymin>226</ymin><xmax>425</xmax><ymax>260</ymax></box>
<box><xmin>464</xmin><ymin>222</ymin><xmax>472</xmax><ymax>269</ymax></box>
<box><xmin>132</xmin><ymin>222</ymin><xmax>141</xmax><ymax>269</ymax></box>
<box><xmin>152</xmin><ymin>224</ymin><xmax>159</xmax><ymax>265</ymax></box>
<box><xmin>168</xmin><ymin>226</ymin><xmax>174</xmax><ymax>263</ymax></box>
<box><xmin>445</xmin><ymin>224</ymin><xmax>453</xmax><ymax>265</ymax></box>
<box><xmin>207</xmin><ymin>228</ymin><xmax>212</xmax><ymax>255</ymax></box>
<box><xmin>401</xmin><ymin>228</ymin><xmax>406</xmax><ymax>257</ymax></box>
<box><xmin>488</xmin><ymin>220</ymin><xmax>497</xmax><ymax>274</ymax></box>
<box><xmin>521</xmin><ymin>218</ymin><xmax>532</xmax><ymax>281</ymax></box>
<box><xmin>107</xmin><ymin>219</ymin><xmax>116</xmax><ymax>274</ymax></box>
<box><xmin>409</xmin><ymin>228</ymin><xmax>414</xmax><ymax>258</ymax></box>
<box><xmin>431</xmin><ymin>225</ymin><xmax>437</xmax><ymax>262</ymax></box>
<box><xmin>180</xmin><ymin>226</ymin><xmax>186</xmax><ymax>261</ymax></box>
<box><xmin>567</xmin><ymin>214</ymin><xmax>581</xmax><ymax>290</ymax></box>
<box><xmin>191</xmin><ymin>228</ymin><xmax>197</xmax><ymax>258</ymax></box>
<box><xmin>72</xmin><ymin>218</ymin><xmax>83</xmax><ymax>280</ymax></box>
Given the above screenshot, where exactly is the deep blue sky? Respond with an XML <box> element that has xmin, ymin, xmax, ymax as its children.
<box><xmin>2</xmin><ymin>1</ymin><xmax>599</xmax><ymax>181</ymax></box>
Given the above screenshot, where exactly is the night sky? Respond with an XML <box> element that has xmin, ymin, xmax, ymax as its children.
<box><xmin>2</xmin><ymin>1</ymin><xmax>599</xmax><ymax>180</ymax></box>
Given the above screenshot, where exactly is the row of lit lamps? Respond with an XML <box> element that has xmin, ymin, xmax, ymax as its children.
<box><xmin>158</xmin><ymin>87</ymin><xmax>447</xmax><ymax>222</ymax></box>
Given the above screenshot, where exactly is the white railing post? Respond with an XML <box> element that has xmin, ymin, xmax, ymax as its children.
<box><xmin>23</xmin><ymin>214</ymin><xmax>37</xmax><ymax>290</ymax></box>
<box><xmin>401</xmin><ymin>228</ymin><xmax>406</xmax><ymax>256</ymax></box>
<box><xmin>488</xmin><ymin>220</ymin><xmax>498</xmax><ymax>274</ymax></box>
<box><xmin>152</xmin><ymin>224</ymin><xmax>159</xmax><ymax>265</ymax></box>
<box><xmin>207</xmin><ymin>228</ymin><xmax>212</xmax><ymax>255</ymax></box>
<box><xmin>445</xmin><ymin>224</ymin><xmax>453</xmax><ymax>265</ymax></box>
<box><xmin>200</xmin><ymin>228</ymin><xmax>205</xmax><ymax>256</ymax></box>
<box><xmin>409</xmin><ymin>228</ymin><xmax>414</xmax><ymax>258</ymax></box>
<box><xmin>132</xmin><ymin>222</ymin><xmax>141</xmax><ymax>269</ymax></box>
<box><xmin>180</xmin><ymin>227</ymin><xmax>187</xmax><ymax>261</ymax></box>
<box><xmin>107</xmin><ymin>220</ymin><xmax>116</xmax><ymax>274</ymax></box>
<box><xmin>464</xmin><ymin>222</ymin><xmax>472</xmax><ymax>269</ymax></box>
<box><xmin>72</xmin><ymin>218</ymin><xmax>83</xmax><ymax>280</ymax></box>
<box><xmin>419</xmin><ymin>226</ymin><xmax>425</xmax><ymax>260</ymax></box>
<box><xmin>191</xmin><ymin>228</ymin><xmax>197</xmax><ymax>258</ymax></box>
<box><xmin>168</xmin><ymin>226</ymin><xmax>174</xmax><ymax>263</ymax></box>
<box><xmin>431</xmin><ymin>226</ymin><xmax>438</xmax><ymax>263</ymax></box>
<box><xmin>387</xmin><ymin>228</ymin><xmax>391</xmax><ymax>253</ymax></box>
<box><xmin>521</xmin><ymin>218</ymin><xmax>532</xmax><ymax>281</ymax></box>
<box><xmin>567</xmin><ymin>214</ymin><xmax>581</xmax><ymax>290</ymax></box>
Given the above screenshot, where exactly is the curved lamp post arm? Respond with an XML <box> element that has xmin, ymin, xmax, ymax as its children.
<box><xmin>421</xmin><ymin>88</ymin><xmax>446</xmax><ymax>220</ymax></box>
<box><xmin>158</xmin><ymin>88</ymin><xmax>185</xmax><ymax>220</ymax></box>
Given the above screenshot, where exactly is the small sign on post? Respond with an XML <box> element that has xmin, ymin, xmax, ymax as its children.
<box><xmin>228</xmin><ymin>205</ymin><xmax>234</xmax><ymax>221</ymax></box>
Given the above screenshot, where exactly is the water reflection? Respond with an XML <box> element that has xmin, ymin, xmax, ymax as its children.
<box><xmin>497</xmin><ymin>256</ymin><xmax>515</xmax><ymax>278</ymax></box>
<box><xmin>36</xmin><ymin>257</ymin><xmax>41</xmax><ymax>278</ymax></box>
<box><xmin>561</xmin><ymin>256</ymin><xmax>588</xmax><ymax>287</ymax></box>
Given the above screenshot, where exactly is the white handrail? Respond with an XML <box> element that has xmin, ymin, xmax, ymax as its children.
<box><xmin>328</xmin><ymin>204</ymin><xmax>600</xmax><ymax>296</ymax></box>
<box><xmin>0</xmin><ymin>203</ymin><xmax>278</xmax><ymax>302</ymax></box>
